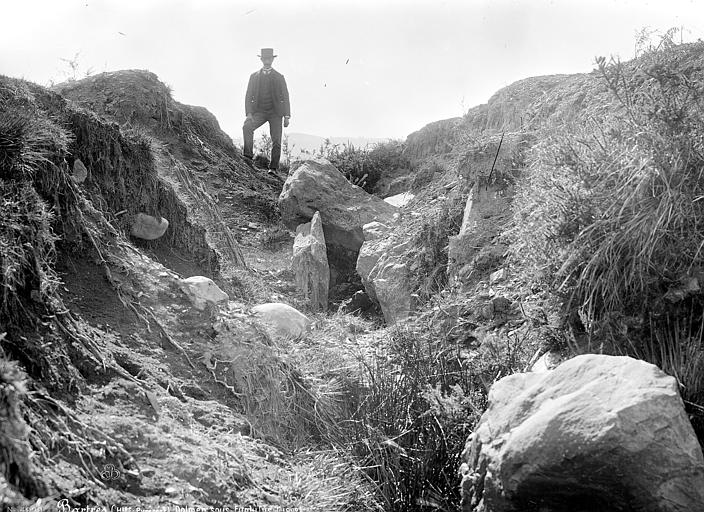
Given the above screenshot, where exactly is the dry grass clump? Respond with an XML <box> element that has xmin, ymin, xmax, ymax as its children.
<box><xmin>508</xmin><ymin>38</ymin><xmax>704</xmax><ymax>436</ymax></box>
<box><xmin>279</xmin><ymin>449</ymin><xmax>382</xmax><ymax>511</ymax></box>
<box><xmin>410</xmin><ymin>192</ymin><xmax>466</xmax><ymax>300</ymax></box>
<box><xmin>211</xmin><ymin>311</ymin><xmax>350</xmax><ymax>449</ymax></box>
<box><xmin>346</xmin><ymin>322</ymin><xmax>497</xmax><ymax>511</ymax></box>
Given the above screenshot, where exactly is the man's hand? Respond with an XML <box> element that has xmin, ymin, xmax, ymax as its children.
<box><xmin>246</xmin><ymin>113</ymin><xmax>253</xmax><ymax>122</ymax></box>
<box><xmin>283</xmin><ymin>116</ymin><xmax>290</xmax><ymax>128</ymax></box>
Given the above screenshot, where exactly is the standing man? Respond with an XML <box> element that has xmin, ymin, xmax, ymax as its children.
<box><xmin>243</xmin><ymin>48</ymin><xmax>291</xmax><ymax>173</ymax></box>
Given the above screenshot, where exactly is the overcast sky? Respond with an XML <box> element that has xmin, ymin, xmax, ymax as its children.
<box><xmin>2</xmin><ymin>0</ymin><xmax>703</xmax><ymax>139</ymax></box>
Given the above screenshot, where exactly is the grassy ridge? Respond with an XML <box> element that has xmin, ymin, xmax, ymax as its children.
<box><xmin>508</xmin><ymin>38</ymin><xmax>704</xmax><ymax>436</ymax></box>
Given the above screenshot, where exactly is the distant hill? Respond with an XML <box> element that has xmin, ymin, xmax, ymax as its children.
<box><xmin>232</xmin><ymin>132</ymin><xmax>392</xmax><ymax>156</ymax></box>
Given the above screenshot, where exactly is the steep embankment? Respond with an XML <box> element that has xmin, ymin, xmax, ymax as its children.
<box><xmin>0</xmin><ymin>72</ymin><xmax>376</xmax><ymax>510</ymax></box>
<box><xmin>388</xmin><ymin>41</ymin><xmax>704</xmax><ymax>511</ymax></box>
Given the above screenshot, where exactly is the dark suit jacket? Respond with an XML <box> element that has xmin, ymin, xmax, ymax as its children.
<box><xmin>245</xmin><ymin>69</ymin><xmax>290</xmax><ymax>117</ymax></box>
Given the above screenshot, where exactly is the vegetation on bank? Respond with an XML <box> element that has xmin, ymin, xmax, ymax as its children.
<box><xmin>4</xmin><ymin>32</ymin><xmax>704</xmax><ymax>512</ymax></box>
<box><xmin>508</xmin><ymin>36</ymin><xmax>704</xmax><ymax>436</ymax></box>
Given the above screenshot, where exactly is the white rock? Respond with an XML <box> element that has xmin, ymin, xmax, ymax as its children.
<box><xmin>73</xmin><ymin>158</ymin><xmax>88</xmax><ymax>183</ymax></box>
<box><xmin>178</xmin><ymin>276</ymin><xmax>229</xmax><ymax>310</ymax></box>
<box><xmin>461</xmin><ymin>354</ymin><xmax>704</xmax><ymax>510</ymax></box>
<box><xmin>384</xmin><ymin>191</ymin><xmax>414</xmax><ymax>207</ymax></box>
<box><xmin>292</xmin><ymin>211</ymin><xmax>329</xmax><ymax>311</ymax></box>
<box><xmin>357</xmin><ymin>222</ymin><xmax>413</xmax><ymax>324</ymax></box>
<box><xmin>131</xmin><ymin>213</ymin><xmax>169</xmax><ymax>240</ymax></box>
<box><xmin>251</xmin><ymin>302</ymin><xmax>311</xmax><ymax>339</ymax></box>
<box><xmin>279</xmin><ymin>158</ymin><xmax>398</xmax><ymax>283</ymax></box>
<box><xmin>489</xmin><ymin>268</ymin><xmax>507</xmax><ymax>284</ymax></box>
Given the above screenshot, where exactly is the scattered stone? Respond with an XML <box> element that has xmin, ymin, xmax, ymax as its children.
<box><xmin>384</xmin><ymin>191</ymin><xmax>414</xmax><ymax>207</ymax></box>
<box><xmin>178</xmin><ymin>276</ymin><xmax>229</xmax><ymax>310</ymax></box>
<box><xmin>460</xmin><ymin>354</ymin><xmax>704</xmax><ymax>512</ymax></box>
<box><xmin>489</xmin><ymin>268</ymin><xmax>506</xmax><ymax>284</ymax></box>
<box><xmin>251</xmin><ymin>302</ymin><xmax>311</xmax><ymax>339</ymax></box>
<box><xmin>292</xmin><ymin>211</ymin><xmax>329</xmax><ymax>311</ymax></box>
<box><xmin>72</xmin><ymin>158</ymin><xmax>88</xmax><ymax>183</ymax></box>
<box><xmin>131</xmin><ymin>213</ymin><xmax>169</xmax><ymax>240</ymax></box>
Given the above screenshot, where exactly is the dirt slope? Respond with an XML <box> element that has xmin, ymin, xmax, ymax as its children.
<box><xmin>0</xmin><ymin>71</ymin><xmax>376</xmax><ymax>510</ymax></box>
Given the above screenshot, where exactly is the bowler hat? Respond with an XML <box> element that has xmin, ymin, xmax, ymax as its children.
<box><xmin>258</xmin><ymin>48</ymin><xmax>277</xmax><ymax>58</ymax></box>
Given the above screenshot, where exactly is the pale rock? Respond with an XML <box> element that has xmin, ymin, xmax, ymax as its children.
<box><xmin>489</xmin><ymin>268</ymin><xmax>506</xmax><ymax>284</ymax></box>
<box><xmin>460</xmin><ymin>354</ymin><xmax>704</xmax><ymax>512</ymax></box>
<box><xmin>178</xmin><ymin>276</ymin><xmax>229</xmax><ymax>310</ymax></box>
<box><xmin>279</xmin><ymin>158</ymin><xmax>398</xmax><ymax>282</ymax></box>
<box><xmin>292</xmin><ymin>211</ymin><xmax>329</xmax><ymax>311</ymax></box>
<box><xmin>448</xmin><ymin>179</ymin><xmax>511</xmax><ymax>280</ymax></box>
<box><xmin>384</xmin><ymin>191</ymin><xmax>414</xmax><ymax>207</ymax></box>
<box><xmin>131</xmin><ymin>213</ymin><xmax>169</xmax><ymax>240</ymax></box>
<box><xmin>357</xmin><ymin>221</ymin><xmax>413</xmax><ymax>324</ymax></box>
<box><xmin>251</xmin><ymin>302</ymin><xmax>311</xmax><ymax>339</ymax></box>
<box><xmin>72</xmin><ymin>158</ymin><xmax>88</xmax><ymax>183</ymax></box>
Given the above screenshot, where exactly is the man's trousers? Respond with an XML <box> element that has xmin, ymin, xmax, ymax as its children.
<box><xmin>242</xmin><ymin>111</ymin><xmax>283</xmax><ymax>169</ymax></box>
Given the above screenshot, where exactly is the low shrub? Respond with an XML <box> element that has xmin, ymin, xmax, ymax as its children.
<box><xmin>316</xmin><ymin>139</ymin><xmax>408</xmax><ymax>194</ymax></box>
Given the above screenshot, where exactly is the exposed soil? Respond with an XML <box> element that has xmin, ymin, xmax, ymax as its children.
<box><xmin>1</xmin><ymin>70</ymin><xmax>381</xmax><ymax>510</ymax></box>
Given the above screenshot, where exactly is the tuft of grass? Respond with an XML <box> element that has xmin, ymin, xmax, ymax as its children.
<box><xmin>347</xmin><ymin>324</ymin><xmax>490</xmax><ymax>511</ymax></box>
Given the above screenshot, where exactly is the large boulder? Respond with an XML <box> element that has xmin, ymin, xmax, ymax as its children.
<box><xmin>460</xmin><ymin>354</ymin><xmax>704</xmax><ymax>512</ymax></box>
<box><xmin>279</xmin><ymin>158</ymin><xmax>398</xmax><ymax>283</ymax></box>
<box><xmin>356</xmin><ymin>221</ymin><xmax>413</xmax><ymax>324</ymax></box>
<box><xmin>292</xmin><ymin>211</ymin><xmax>329</xmax><ymax>311</ymax></box>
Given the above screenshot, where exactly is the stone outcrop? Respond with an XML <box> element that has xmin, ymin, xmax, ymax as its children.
<box><xmin>460</xmin><ymin>354</ymin><xmax>704</xmax><ymax>512</ymax></box>
<box><xmin>279</xmin><ymin>158</ymin><xmax>398</xmax><ymax>283</ymax></box>
<box><xmin>292</xmin><ymin>211</ymin><xmax>329</xmax><ymax>311</ymax></box>
<box><xmin>448</xmin><ymin>178</ymin><xmax>512</xmax><ymax>280</ymax></box>
<box><xmin>131</xmin><ymin>212</ymin><xmax>170</xmax><ymax>240</ymax></box>
<box><xmin>356</xmin><ymin>221</ymin><xmax>413</xmax><ymax>324</ymax></box>
<box><xmin>178</xmin><ymin>276</ymin><xmax>229</xmax><ymax>310</ymax></box>
<box><xmin>251</xmin><ymin>303</ymin><xmax>311</xmax><ymax>340</ymax></box>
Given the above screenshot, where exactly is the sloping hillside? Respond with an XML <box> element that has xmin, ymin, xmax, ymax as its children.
<box><xmin>3</xmin><ymin>39</ymin><xmax>704</xmax><ymax>512</ymax></box>
<box><xmin>0</xmin><ymin>72</ymin><xmax>377</xmax><ymax>510</ymax></box>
